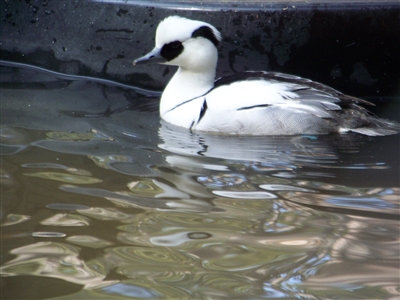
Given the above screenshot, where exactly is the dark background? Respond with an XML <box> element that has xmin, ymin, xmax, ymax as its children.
<box><xmin>1</xmin><ymin>0</ymin><xmax>399</xmax><ymax>99</ymax></box>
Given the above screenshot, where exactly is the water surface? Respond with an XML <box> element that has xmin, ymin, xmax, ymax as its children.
<box><xmin>1</xmin><ymin>64</ymin><xmax>399</xmax><ymax>299</ymax></box>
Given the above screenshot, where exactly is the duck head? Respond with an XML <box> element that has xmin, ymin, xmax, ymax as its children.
<box><xmin>134</xmin><ymin>16</ymin><xmax>222</xmax><ymax>72</ymax></box>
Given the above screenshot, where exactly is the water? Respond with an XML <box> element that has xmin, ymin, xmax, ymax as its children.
<box><xmin>1</xmin><ymin>63</ymin><xmax>399</xmax><ymax>299</ymax></box>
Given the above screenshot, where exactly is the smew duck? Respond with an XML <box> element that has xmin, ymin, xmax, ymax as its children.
<box><xmin>134</xmin><ymin>16</ymin><xmax>399</xmax><ymax>136</ymax></box>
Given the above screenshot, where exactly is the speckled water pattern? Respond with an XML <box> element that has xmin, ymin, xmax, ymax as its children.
<box><xmin>1</xmin><ymin>63</ymin><xmax>399</xmax><ymax>299</ymax></box>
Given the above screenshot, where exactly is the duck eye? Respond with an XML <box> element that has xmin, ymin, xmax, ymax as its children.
<box><xmin>161</xmin><ymin>40</ymin><xmax>184</xmax><ymax>61</ymax></box>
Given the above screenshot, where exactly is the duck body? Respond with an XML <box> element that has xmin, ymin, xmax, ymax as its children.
<box><xmin>134</xmin><ymin>16</ymin><xmax>399</xmax><ymax>136</ymax></box>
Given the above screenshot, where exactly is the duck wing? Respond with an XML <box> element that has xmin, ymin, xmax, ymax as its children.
<box><xmin>196</xmin><ymin>71</ymin><xmax>398</xmax><ymax>136</ymax></box>
<box><xmin>213</xmin><ymin>71</ymin><xmax>373</xmax><ymax>108</ymax></box>
<box><xmin>206</xmin><ymin>71</ymin><xmax>365</xmax><ymax>120</ymax></box>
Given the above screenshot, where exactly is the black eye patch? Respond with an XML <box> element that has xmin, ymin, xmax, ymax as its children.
<box><xmin>160</xmin><ymin>40</ymin><xmax>184</xmax><ymax>61</ymax></box>
<box><xmin>192</xmin><ymin>26</ymin><xmax>219</xmax><ymax>47</ymax></box>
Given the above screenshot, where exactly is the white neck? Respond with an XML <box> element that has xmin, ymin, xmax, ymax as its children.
<box><xmin>160</xmin><ymin>66</ymin><xmax>215</xmax><ymax>116</ymax></box>
<box><xmin>159</xmin><ymin>38</ymin><xmax>218</xmax><ymax>117</ymax></box>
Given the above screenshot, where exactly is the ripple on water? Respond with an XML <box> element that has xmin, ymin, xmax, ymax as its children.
<box><xmin>31</xmin><ymin>232</ymin><xmax>67</xmax><ymax>238</ymax></box>
<box><xmin>101</xmin><ymin>281</ymin><xmax>190</xmax><ymax>299</ymax></box>
<box><xmin>1</xmin><ymin>214</ymin><xmax>31</xmax><ymax>226</ymax></box>
<box><xmin>0</xmin><ymin>242</ymin><xmax>107</xmax><ymax>287</ymax></box>
<box><xmin>66</xmin><ymin>235</ymin><xmax>113</xmax><ymax>248</ymax></box>
<box><xmin>0</xmin><ymin>126</ymin><xmax>33</xmax><ymax>155</ymax></box>
<box><xmin>108</xmin><ymin>246</ymin><xmax>199</xmax><ymax>267</ymax></box>
<box><xmin>40</xmin><ymin>213</ymin><xmax>90</xmax><ymax>226</ymax></box>
<box><xmin>280</xmin><ymin>186</ymin><xmax>400</xmax><ymax>216</ymax></box>
<box><xmin>101</xmin><ymin>283</ymin><xmax>163</xmax><ymax>299</ymax></box>
<box><xmin>116</xmin><ymin>209</ymin><xmax>264</xmax><ymax>248</ymax></box>
<box><xmin>77</xmin><ymin>207</ymin><xmax>136</xmax><ymax>221</ymax></box>
<box><xmin>2</xmin><ymin>63</ymin><xmax>399</xmax><ymax>300</ymax></box>
<box><xmin>24</xmin><ymin>171</ymin><xmax>102</xmax><ymax>184</ymax></box>
<box><xmin>46</xmin><ymin>203</ymin><xmax>90</xmax><ymax>210</ymax></box>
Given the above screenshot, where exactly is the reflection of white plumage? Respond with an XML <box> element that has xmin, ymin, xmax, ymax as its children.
<box><xmin>134</xmin><ymin>16</ymin><xmax>399</xmax><ymax>136</ymax></box>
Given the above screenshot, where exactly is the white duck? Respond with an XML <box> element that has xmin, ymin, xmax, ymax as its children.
<box><xmin>134</xmin><ymin>16</ymin><xmax>399</xmax><ymax>136</ymax></box>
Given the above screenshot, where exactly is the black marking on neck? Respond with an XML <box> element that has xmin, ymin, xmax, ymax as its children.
<box><xmin>192</xmin><ymin>26</ymin><xmax>219</xmax><ymax>47</ymax></box>
<box><xmin>164</xmin><ymin>90</ymin><xmax>213</xmax><ymax>115</ymax></box>
<box><xmin>161</xmin><ymin>40</ymin><xmax>184</xmax><ymax>61</ymax></box>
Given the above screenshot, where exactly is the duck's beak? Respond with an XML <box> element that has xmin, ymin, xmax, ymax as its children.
<box><xmin>133</xmin><ymin>47</ymin><xmax>166</xmax><ymax>65</ymax></box>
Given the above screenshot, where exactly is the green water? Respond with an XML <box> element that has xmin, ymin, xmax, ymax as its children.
<box><xmin>1</xmin><ymin>64</ymin><xmax>399</xmax><ymax>299</ymax></box>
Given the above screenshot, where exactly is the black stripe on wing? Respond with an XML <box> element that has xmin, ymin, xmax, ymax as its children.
<box><xmin>190</xmin><ymin>99</ymin><xmax>208</xmax><ymax>131</ymax></box>
<box><xmin>198</xmin><ymin>99</ymin><xmax>208</xmax><ymax>122</ymax></box>
<box><xmin>237</xmin><ymin>104</ymin><xmax>271</xmax><ymax>111</ymax></box>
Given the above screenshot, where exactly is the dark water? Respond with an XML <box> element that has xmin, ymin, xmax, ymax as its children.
<box><xmin>1</xmin><ymin>63</ymin><xmax>399</xmax><ymax>299</ymax></box>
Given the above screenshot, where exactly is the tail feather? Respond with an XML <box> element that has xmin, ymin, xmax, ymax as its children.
<box><xmin>343</xmin><ymin>117</ymin><xmax>400</xmax><ymax>136</ymax></box>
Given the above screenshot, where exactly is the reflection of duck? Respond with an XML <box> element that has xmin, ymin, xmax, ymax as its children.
<box><xmin>158</xmin><ymin>121</ymin><xmax>367</xmax><ymax>169</ymax></box>
<box><xmin>134</xmin><ymin>16</ymin><xmax>399</xmax><ymax>136</ymax></box>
